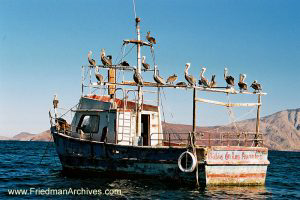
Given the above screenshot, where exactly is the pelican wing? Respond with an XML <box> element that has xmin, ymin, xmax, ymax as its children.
<box><xmin>154</xmin><ymin>74</ymin><xmax>165</xmax><ymax>84</ymax></box>
<box><xmin>142</xmin><ymin>62</ymin><xmax>150</xmax><ymax>70</ymax></box>
<box><xmin>101</xmin><ymin>55</ymin><xmax>112</xmax><ymax>66</ymax></box>
<box><xmin>133</xmin><ymin>71</ymin><xmax>143</xmax><ymax>85</ymax></box>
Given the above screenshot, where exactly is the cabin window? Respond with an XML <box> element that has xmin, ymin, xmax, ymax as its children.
<box><xmin>77</xmin><ymin>115</ymin><xmax>99</xmax><ymax>133</ymax></box>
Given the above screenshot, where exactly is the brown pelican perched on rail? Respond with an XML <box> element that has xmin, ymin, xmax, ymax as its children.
<box><xmin>88</xmin><ymin>50</ymin><xmax>96</xmax><ymax>66</ymax></box>
<box><xmin>100</xmin><ymin>49</ymin><xmax>112</xmax><ymax>66</ymax></box>
<box><xmin>200</xmin><ymin>67</ymin><xmax>209</xmax><ymax>87</ymax></box>
<box><xmin>142</xmin><ymin>56</ymin><xmax>150</xmax><ymax>70</ymax></box>
<box><xmin>94</xmin><ymin>66</ymin><xmax>103</xmax><ymax>84</ymax></box>
<box><xmin>120</xmin><ymin>60</ymin><xmax>130</xmax><ymax>66</ymax></box>
<box><xmin>153</xmin><ymin>65</ymin><xmax>165</xmax><ymax>85</ymax></box>
<box><xmin>224</xmin><ymin>67</ymin><xmax>234</xmax><ymax>87</ymax></box>
<box><xmin>166</xmin><ymin>74</ymin><xmax>178</xmax><ymax>84</ymax></box>
<box><xmin>133</xmin><ymin>67</ymin><xmax>143</xmax><ymax>86</ymax></box>
<box><xmin>251</xmin><ymin>80</ymin><xmax>262</xmax><ymax>92</ymax></box>
<box><xmin>238</xmin><ymin>74</ymin><xmax>248</xmax><ymax>92</ymax></box>
<box><xmin>184</xmin><ymin>63</ymin><xmax>196</xmax><ymax>86</ymax></box>
<box><xmin>209</xmin><ymin>75</ymin><xmax>217</xmax><ymax>88</ymax></box>
<box><xmin>176</xmin><ymin>81</ymin><xmax>187</xmax><ymax>87</ymax></box>
<box><xmin>146</xmin><ymin>31</ymin><xmax>156</xmax><ymax>44</ymax></box>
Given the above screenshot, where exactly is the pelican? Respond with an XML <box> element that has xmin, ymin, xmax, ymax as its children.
<box><xmin>200</xmin><ymin>67</ymin><xmax>209</xmax><ymax>87</ymax></box>
<box><xmin>153</xmin><ymin>65</ymin><xmax>165</xmax><ymax>85</ymax></box>
<box><xmin>184</xmin><ymin>63</ymin><xmax>196</xmax><ymax>86</ymax></box>
<box><xmin>94</xmin><ymin>66</ymin><xmax>103</xmax><ymax>84</ymax></box>
<box><xmin>251</xmin><ymin>80</ymin><xmax>262</xmax><ymax>92</ymax></box>
<box><xmin>166</xmin><ymin>74</ymin><xmax>178</xmax><ymax>84</ymax></box>
<box><xmin>209</xmin><ymin>75</ymin><xmax>217</xmax><ymax>88</ymax></box>
<box><xmin>53</xmin><ymin>95</ymin><xmax>59</xmax><ymax>109</ymax></box>
<box><xmin>146</xmin><ymin>31</ymin><xmax>156</xmax><ymax>44</ymax></box>
<box><xmin>133</xmin><ymin>67</ymin><xmax>143</xmax><ymax>86</ymax></box>
<box><xmin>238</xmin><ymin>74</ymin><xmax>248</xmax><ymax>92</ymax></box>
<box><xmin>100</xmin><ymin>49</ymin><xmax>112</xmax><ymax>66</ymax></box>
<box><xmin>120</xmin><ymin>61</ymin><xmax>130</xmax><ymax>66</ymax></box>
<box><xmin>224</xmin><ymin>67</ymin><xmax>234</xmax><ymax>87</ymax></box>
<box><xmin>176</xmin><ymin>81</ymin><xmax>187</xmax><ymax>87</ymax></box>
<box><xmin>142</xmin><ymin>56</ymin><xmax>150</xmax><ymax>70</ymax></box>
<box><xmin>88</xmin><ymin>51</ymin><xmax>96</xmax><ymax>66</ymax></box>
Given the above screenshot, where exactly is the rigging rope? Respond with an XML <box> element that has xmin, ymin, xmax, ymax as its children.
<box><xmin>226</xmin><ymin>94</ymin><xmax>239</xmax><ymax>132</ymax></box>
<box><xmin>150</xmin><ymin>46</ymin><xmax>156</xmax><ymax>66</ymax></box>
<box><xmin>132</xmin><ymin>0</ymin><xmax>137</xmax><ymax>19</ymax></box>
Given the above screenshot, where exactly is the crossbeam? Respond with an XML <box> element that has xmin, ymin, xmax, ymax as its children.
<box><xmin>195</xmin><ymin>98</ymin><xmax>261</xmax><ymax>107</ymax></box>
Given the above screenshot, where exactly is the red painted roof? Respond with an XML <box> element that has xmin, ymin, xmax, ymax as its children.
<box><xmin>85</xmin><ymin>95</ymin><xmax>159</xmax><ymax>112</ymax></box>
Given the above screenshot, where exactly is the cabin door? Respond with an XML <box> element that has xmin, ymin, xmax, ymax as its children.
<box><xmin>141</xmin><ymin>114</ymin><xmax>150</xmax><ymax>146</ymax></box>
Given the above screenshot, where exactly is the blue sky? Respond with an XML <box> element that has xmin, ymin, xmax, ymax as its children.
<box><xmin>0</xmin><ymin>0</ymin><xmax>299</xmax><ymax>136</ymax></box>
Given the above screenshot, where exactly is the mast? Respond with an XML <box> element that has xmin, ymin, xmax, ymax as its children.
<box><xmin>135</xmin><ymin>17</ymin><xmax>142</xmax><ymax>139</ymax></box>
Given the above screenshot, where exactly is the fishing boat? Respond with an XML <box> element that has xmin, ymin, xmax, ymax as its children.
<box><xmin>49</xmin><ymin>16</ymin><xmax>269</xmax><ymax>186</ymax></box>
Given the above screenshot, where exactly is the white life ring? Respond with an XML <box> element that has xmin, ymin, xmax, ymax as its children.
<box><xmin>178</xmin><ymin>151</ymin><xmax>197</xmax><ymax>173</ymax></box>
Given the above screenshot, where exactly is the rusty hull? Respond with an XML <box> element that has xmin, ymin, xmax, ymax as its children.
<box><xmin>52</xmin><ymin>129</ymin><xmax>269</xmax><ymax>186</ymax></box>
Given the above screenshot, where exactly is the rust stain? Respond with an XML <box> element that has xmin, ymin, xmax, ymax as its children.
<box><xmin>206</xmin><ymin>161</ymin><xmax>270</xmax><ymax>165</ymax></box>
<box><xmin>207</xmin><ymin>173</ymin><xmax>266</xmax><ymax>178</ymax></box>
<box><xmin>210</xmin><ymin>146</ymin><xmax>268</xmax><ymax>152</ymax></box>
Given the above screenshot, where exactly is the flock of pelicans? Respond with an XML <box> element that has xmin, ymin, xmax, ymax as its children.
<box><xmin>88</xmin><ymin>49</ymin><xmax>262</xmax><ymax>93</ymax></box>
<box><xmin>87</xmin><ymin>31</ymin><xmax>262</xmax><ymax>93</ymax></box>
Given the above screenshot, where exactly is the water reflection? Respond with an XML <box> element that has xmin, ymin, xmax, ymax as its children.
<box><xmin>204</xmin><ymin>186</ymin><xmax>271</xmax><ymax>199</ymax></box>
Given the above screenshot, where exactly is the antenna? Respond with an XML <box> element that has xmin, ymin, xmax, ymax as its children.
<box><xmin>132</xmin><ymin>0</ymin><xmax>137</xmax><ymax>19</ymax></box>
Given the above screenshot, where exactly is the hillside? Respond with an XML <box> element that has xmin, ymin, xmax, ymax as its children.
<box><xmin>237</xmin><ymin>108</ymin><xmax>300</xmax><ymax>150</ymax></box>
<box><xmin>163</xmin><ymin>108</ymin><xmax>300</xmax><ymax>151</ymax></box>
<box><xmin>12</xmin><ymin>132</ymin><xmax>36</xmax><ymax>141</ymax></box>
<box><xmin>1</xmin><ymin>130</ymin><xmax>52</xmax><ymax>142</ymax></box>
<box><xmin>0</xmin><ymin>136</ymin><xmax>10</xmax><ymax>140</ymax></box>
<box><xmin>30</xmin><ymin>130</ymin><xmax>52</xmax><ymax>141</ymax></box>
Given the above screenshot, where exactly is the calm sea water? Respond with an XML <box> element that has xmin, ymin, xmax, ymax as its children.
<box><xmin>0</xmin><ymin>141</ymin><xmax>299</xmax><ymax>199</ymax></box>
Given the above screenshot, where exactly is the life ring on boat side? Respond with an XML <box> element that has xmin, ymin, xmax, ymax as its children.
<box><xmin>178</xmin><ymin>151</ymin><xmax>197</xmax><ymax>173</ymax></box>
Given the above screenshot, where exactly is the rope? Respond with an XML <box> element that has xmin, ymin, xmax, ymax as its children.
<box><xmin>113</xmin><ymin>43</ymin><xmax>126</xmax><ymax>65</ymax></box>
<box><xmin>59</xmin><ymin>103</ymin><xmax>79</xmax><ymax>119</ymax></box>
<box><xmin>161</xmin><ymin>88</ymin><xmax>174</xmax><ymax>119</ymax></box>
<box><xmin>159</xmin><ymin>88</ymin><xmax>183</xmax><ymax>142</ymax></box>
<box><xmin>226</xmin><ymin>94</ymin><xmax>239</xmax><ymax>132</ymax></box>
<box><xmin>39</xmin><ymin>136</ymin><xmax>53</xmax><ymax>165</ymax></box>
<box><xmin>132</xmin><ymin>0</ymin><xmax>137</xmax><ymax>19</ymax></box>
<box><xmin>115</xmin><ymin>44</ymin><xmax>136</xmax><ymax>65</ymax></box>
<box><xmin>150</xmin><ymin>46</ymin><xmax>156</xmax><ymax>66</ymax></box>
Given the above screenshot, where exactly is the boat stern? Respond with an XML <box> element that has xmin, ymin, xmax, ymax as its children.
<box><xmin>204</xmin><ymin>146</ymin><xmax>269</xmax><ymax>186</ymax></box>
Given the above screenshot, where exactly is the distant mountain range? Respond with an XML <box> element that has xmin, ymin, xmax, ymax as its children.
<box><xmin>0</xmin><ymin>131</ymin><xmax>51</xmax><ymax>142</ymax></box>
<box><xmin>162</xmin><ymin>108</ymin><xmax>300</xmax><ymax>151</ymax></box>
<box><xmin>1</xmin><ymin>108</ymin><xmax>300</xmax><ymax>151</ymax></box>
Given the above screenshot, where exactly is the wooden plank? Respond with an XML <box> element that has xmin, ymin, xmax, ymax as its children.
<box><xmin>108</xmin><ymin>68</ymin><xmax>116</xmax><ymax>95</ymax></box>
<box><xmin>195</xmin><ymin>98</ymin><xmax>261</xmax><ymax>107</ymax></box>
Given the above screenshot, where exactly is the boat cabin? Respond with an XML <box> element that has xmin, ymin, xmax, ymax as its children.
<box><xmin>69</xmin><ymin>95</ymin><xmax>163</xmax><ymax>146</ymax></box>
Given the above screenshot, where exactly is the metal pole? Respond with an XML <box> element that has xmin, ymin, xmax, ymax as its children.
<box><xmin>136</xmin><ymin>17</ymin><xmax>142</xmax><ymax>73</ymax></box>
<box><xmin>135</xmin><ymin>17</ymin><xmax>142</xmax><ymax>138</ymax></box>
<box><xmin>255</xmin><ymin>94</ymin><xmax>261</xmax><ymax>146</ymax></box>
<box><xmin>89</xmin><ymin>66</ymin><xmax>92</xmax><ymax>95</ymax></box>
<box><xmin>157</xmin><ymin>87</ymin><xmax>160</xmax><ymax>144</ymax></box>
<box><xmin>193</xmin><ymin>88</ymin><xmax>197</xmax><ymax>133</ymax></box>
<box><xmin>192</xmin><ymin>88</ymin><xmax>197</xmax><ymax>145</ymax></box>
<box><xmin>81</xmin><ymin>66</ymin><xmax>84</xmax><ymax>96</ymax></box>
